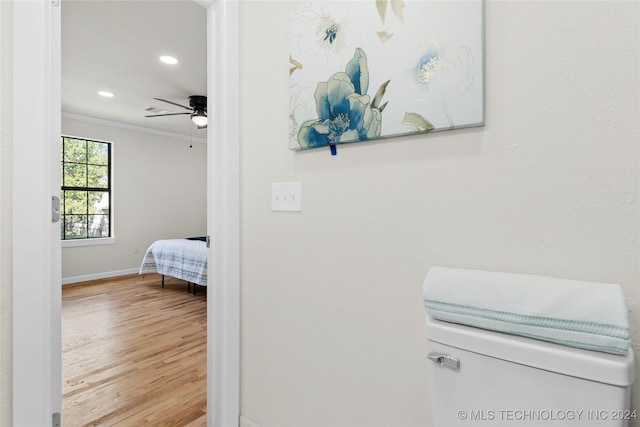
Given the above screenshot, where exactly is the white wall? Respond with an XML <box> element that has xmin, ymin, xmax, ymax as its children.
<box><xmin>0</xmin><ymin>1</ymin><xmax>12</xmax><ymax>424</ymax></box>
<box><xmin>240</xmin><ymin>1</ymin><xmax>640</xmax><ymax>426</ymax></box>
<box><xmin>61</xmin><ymin>117</ymin><xmax>207</xmax><ymax>282</ymax></box>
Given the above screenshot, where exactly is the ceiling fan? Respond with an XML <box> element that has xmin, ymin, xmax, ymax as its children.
<box><xmin>145</xmin><ymin>95</ymin><xmax>207</xmax><ymax>129</ymax></box>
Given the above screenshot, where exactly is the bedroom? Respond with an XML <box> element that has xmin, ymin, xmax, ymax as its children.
<box><xmin>60</xmin><ymin>1</ymin><xmax>209</xmax><ymax>424</ymax></box>
<box><xmin>61</xmin><ymin>1</ymin><xmax>208</xmax><ymax>283</ymax></box>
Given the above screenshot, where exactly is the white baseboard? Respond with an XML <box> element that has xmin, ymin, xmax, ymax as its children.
<box><xmin>240</xmin><ymin>414</ymin><xmax>262</xmax><ymax>427</ymax></box>
<box><xmin>62</xmin><ymin>268</ymin><xmax>139</xmax><ymax>285</ymax></box>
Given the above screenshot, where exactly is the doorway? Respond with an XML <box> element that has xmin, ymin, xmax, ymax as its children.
<box><xmin>60</xmin><ymin>1</ymin><xmax>208</xmax><ymax>422</ymax></box>
<box><xmin>10</xmin><ymin>1</ymin><xmax>239</xmax><ymax>426</ymax></box>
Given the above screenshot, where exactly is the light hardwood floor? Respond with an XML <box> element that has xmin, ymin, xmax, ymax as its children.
<box><xmin>62</xmin><ymin>273</ymin><xmax>207</xmax><ymax>426</ymax></box>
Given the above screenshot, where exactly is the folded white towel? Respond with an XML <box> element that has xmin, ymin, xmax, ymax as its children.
<box><xmin>423</xmin><ymin>266</ymin><xmax>630</xmax><ymax>355</ymax></box>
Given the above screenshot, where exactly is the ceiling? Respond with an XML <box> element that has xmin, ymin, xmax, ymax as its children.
<box><xmin>61</xmin><ymin>0</ymin><xmax>207</xmax><ymax>138</ymax></box>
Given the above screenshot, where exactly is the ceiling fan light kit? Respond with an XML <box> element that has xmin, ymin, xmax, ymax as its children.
<box><xmin>191</xmin><ymin>112</ymin><xmax>207</xmax><ymax>127</ymax></box>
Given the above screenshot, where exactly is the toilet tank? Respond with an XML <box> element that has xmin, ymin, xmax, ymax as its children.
<box><xmin>426</xmin><ymin>316</ymin><xmax>636</xmax><ymax>426</ymax></box>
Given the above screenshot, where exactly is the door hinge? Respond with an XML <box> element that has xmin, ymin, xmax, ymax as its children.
<box><xmin>206</xmin><ymin>235</ymin><xmax>211</xmax><ymax>248</ymax></box>
<box><xmin>51</xmin><ymin>0</ymin><xmax>60</xmax><ymax>6</ymax></box>
<box><xmin>52</xmin><ymin>412</ymin><xmax>61</xmax><ymax>427</ymax></box>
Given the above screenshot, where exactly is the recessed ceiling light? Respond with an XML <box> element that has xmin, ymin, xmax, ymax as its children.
<box><xmin>160</xmin><ymin>55</ymin><xmax>179</xmax><ymax>65</ymax></box>
<box><xmin>98</xmin><ymin>91</ymin><xmax>114</xmax><ymax>98</ymax></box>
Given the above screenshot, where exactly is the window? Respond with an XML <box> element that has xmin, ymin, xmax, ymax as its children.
<box><xmin>61</xmin><ymin>136</ymin><xmax>112</xmax><ymax>240</ymax></box>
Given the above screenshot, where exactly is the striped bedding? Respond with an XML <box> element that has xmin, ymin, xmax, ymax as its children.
<box><xmin>139</xmin><ymin>239</ymin><xmax>208</xmax><ymax>286</ymax></box>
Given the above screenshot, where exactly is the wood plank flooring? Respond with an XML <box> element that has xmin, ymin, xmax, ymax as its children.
<box><xmin>62</xmin><ymin>273</ymin><xmax>207</xmax><ymax>426</ymax></box>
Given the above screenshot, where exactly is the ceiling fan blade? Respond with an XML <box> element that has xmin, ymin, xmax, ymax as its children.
<box><xmin>153</xmin><ymin>97</ymin><xmax>192</xmax><ymax>111</ymax></box>
<box><xmin>145</xmin><ymin>112</ymin><xmax>191</xmax><ymax>117</ymax></box>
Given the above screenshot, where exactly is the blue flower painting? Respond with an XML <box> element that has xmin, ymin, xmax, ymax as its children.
<box><xmin>289</xmin><ymin>0</ymin><xmax>484</xmax><ymax>151</ymax></box>
<box><xmin>297</xmin><ymin>48</ymin><xmax>389</xmax><ymax>149</ymax></box>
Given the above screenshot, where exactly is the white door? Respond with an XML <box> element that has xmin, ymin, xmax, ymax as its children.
<box><xmin>12</xmin><ymin>1</ymin><xmax>239</xmax><ymax>426</ymax></box>
<box><xmin>12</xmin><ymin>1</ymin><xmax>62</xmax><ymax>425</ymax></box>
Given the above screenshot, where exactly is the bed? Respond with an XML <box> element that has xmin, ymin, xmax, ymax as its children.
<box><xmin>139</xmin><ymin>238</ymin><xmax>208</xmax><ymax>294</ymax></box>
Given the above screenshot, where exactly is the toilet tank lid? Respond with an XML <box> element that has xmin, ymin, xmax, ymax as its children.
<box><xmin>425</xmin><ymin>315</ymin><xmax>635</xmax><ymax>386</ymax></box>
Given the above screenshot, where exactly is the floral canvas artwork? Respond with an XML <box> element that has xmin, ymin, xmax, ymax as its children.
<box><xmin>289</xmin><ymin>0</ymin><xmax>484</xmax><ymax>152</ymax></box>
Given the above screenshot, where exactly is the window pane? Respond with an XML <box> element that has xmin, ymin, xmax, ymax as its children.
<box><xmin>88</xmin><ymin>191</ymin><xmax>109</xmax><ymax>214</ymax></box>
<box><xmin>64</xmin><ymin>190</ymin><xmax>87</xmax><ymax>214</ymax></box>
<box><xmin>64</xmin><ymin>163</ymin><xmax>87</xmax><ymax>187</ymax></box>
<box><xmin>63</xmin><ymin>138</ymin><xmax>86</xmax><ymax>163</ymax></box>
<box><xmin>88</xmin><ymin>215</ymin><xmax>109</xmax><ymax>238</ymax></box>
<box><xmin>63</xmin><ymin>215</ymin><xmax>87</xmax><ymax>239</ymax></box>
<box><xmin>87</xmin><ymin>165</ymin><xmax>109</xmax><ymax>188</ymax></box>
<box><xmin>87</xmin><ymin>141</ymin><xmax>109</xmax><ymax>166</ymax></box>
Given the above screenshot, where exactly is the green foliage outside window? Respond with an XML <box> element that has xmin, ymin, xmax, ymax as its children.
<box><xmin>61</xmin><ymin>136</ymin><xmax>111</xmax><ymax>240</ymax></box>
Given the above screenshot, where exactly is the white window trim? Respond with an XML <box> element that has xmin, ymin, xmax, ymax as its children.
<box><xmin>61</xmin><ymin>237</ymin><xmax>116</xmax><ymax>248</ymax></box>
<box><xmin>61</xmin><ymin>134</ymin><xmax>115</xmax><ymax>244</ymax></box>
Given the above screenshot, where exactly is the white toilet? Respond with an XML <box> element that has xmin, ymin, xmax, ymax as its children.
<box><xmin>426</xmin><ymin>315</ymin><xmax>636</xmax><ymax>426</ymax></box>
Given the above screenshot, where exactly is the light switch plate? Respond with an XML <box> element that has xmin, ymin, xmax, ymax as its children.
<box><xmin>272</xmin><ymin>182</ymin><xmax>301</xmax><ymax>212</ymax></box>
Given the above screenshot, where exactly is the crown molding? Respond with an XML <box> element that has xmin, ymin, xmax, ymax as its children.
<box><xmin>61</xmin><ymin>112</ymin><xmax>207</xmax><ymax>144</ymax></box>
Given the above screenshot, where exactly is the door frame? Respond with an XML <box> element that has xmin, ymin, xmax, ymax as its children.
<box><xmin>204</xmin><ymin>1</ymin><xmax>240</xmax><ymax>426</ymax></box>
<box><xmin>11</xmin><ymin>1</ymin><xmax>240</xmax><ymax>426</ymax></box>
